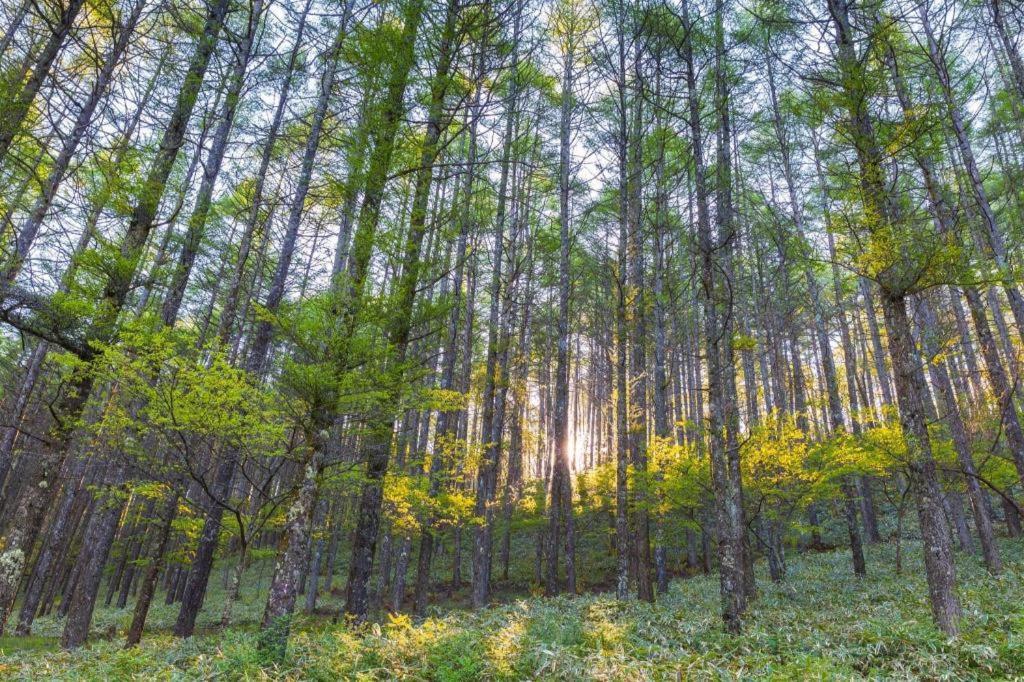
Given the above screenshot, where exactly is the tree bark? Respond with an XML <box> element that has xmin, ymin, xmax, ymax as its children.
<box><xmin>258</xmin><ymin>454</ymin><xmax>320</xmax><ymax>659</ymax></box>
<box><xmin>828</xmin><ymin>0</ymin><xmax>960</xmax><ymax>635</ymax></box>
<box><xmin>0</xmin><ymin>0</ymin><xmax>87</xmax><ymax>161</ymax></box>
<box><xmin>61</xmin><ymin>466</ymin><xmax>127</xmax><ymax>649</ymax></box>
<box><xmin>472</xmin><ymin>0</ymin><xmax>522</xmax><ymax>609</ymax></box>
<box><xmin>342</xmin><ymin>0</ymin><xmax>427</xmax><ymax>620</ymax></box>
<box><xmin>125</xmin><ymin>493</ymin><xmax>177</xmax><ymax>647</ymax></box>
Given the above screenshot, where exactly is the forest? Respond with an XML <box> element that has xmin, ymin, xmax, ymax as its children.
<box><xmin>1</xmin><ymin>0</ymin><xmax>1024</xmax><ymax>677</ymax></box>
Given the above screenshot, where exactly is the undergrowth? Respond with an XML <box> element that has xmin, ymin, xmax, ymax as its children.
<box><xmin>2</xmin><ymin>539</ymin><xmax>1023</xmax><ymax>680</ymax></box>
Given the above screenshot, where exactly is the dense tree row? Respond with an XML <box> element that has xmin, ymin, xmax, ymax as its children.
<box><xmin>1</xmin><ymin>0</ymin><xmax>1023</xmax><ymax>655</ymax></box>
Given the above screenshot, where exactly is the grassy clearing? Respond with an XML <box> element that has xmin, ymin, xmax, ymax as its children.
<box><xmin>2</xmin><ymin>538</ymin><xmax>1023</xmax><ymax>680</ymax></box>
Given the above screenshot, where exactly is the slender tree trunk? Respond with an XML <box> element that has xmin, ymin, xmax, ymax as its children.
<box><xmin>885</xmin><ymin>40</ymin><xmax>1003</xmax><ymax>572</ymax></box>
<box><xmin>1</xmin><ymin>0</ymin><xmax>144</xmax><ymax>283</ymax></box>
<box><xmin>613</xmin><ymin>0</ymin><xmax>631</xmax><ymax>601</ymax></box>
<box><xmin>125</xmin><ymin>493</ymin><xmax>177</xmax><ymax>647</ymax></box>
<box><xmin>472</xmin><ymin>3</ymin><xmax>521</xmax><ymax>608</ymax></box>
<box><xmin>161</xmin><ymin>0</ymin><xmax>265</xmax><ymax>324</ymax></box>
<box><xmin>61</xmin><ymin>466</ymin><xmax>128</xmax><ymax>648</ymax></box>
<box><xmin>919</xmin><ymin>4</ymin><xmax>1024</xmax><ymax>341</ymax></box>
<box><xmin>682</xmin><ymin>0</ymin><xmax>745</xmax><ymax>632</ymax></box>
<box><xmin>0</xmin><ymin>373</ymin><xmax>92</xmax><ymax>634</ymax></box>
<box><xmin>0</xmin><ymin>0</ymin><xmax>88</xmax><ymax>161</ymax></box>
<box><xmin>341</xmin><ymin>0</ymin><xmax>430</xmax><ymax>621</ymax></box>
<box><xmin>177</xmin><ymin>2</ymin><xmax>356</xmax><ymax>640</ymax></box>
<box><xmin>413</xmin><ymin>153</ymin><xmax>472</xmax><ymax>616</ymax></box>
<box><xmin>304</xmin><ymin>500</ymin><xmax>327</xmax><ymax>614</ymax></box>
<box><xmin>828</xmin><ymin>0</ymin><xmax>960</xmax><ymax>635</ymax></box>
<box><xmin>258</xmin><ymin>451</ymin><xmax>320</xmax><ymax>658</ymax></box>
<box><xmin>217</xmin><ymin>0</ymin><xmax>313</xmax><ymax>342</ymax></box>
<box><xmin>0</xmin><ymin>0</ymin><xmax>230</xmax><ymax>630</ymax></box>
<box><xmin>545</xmin><ymin>18</ymin><xmax>578</xmax><ymax>599</ymax></box>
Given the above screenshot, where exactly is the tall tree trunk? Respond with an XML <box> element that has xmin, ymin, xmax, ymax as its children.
<box><xmin>413</xmin><ymin>140</ymin><xmax>473</xmax><ymax>616</ymax></box>
<box><xmin>613</xmin><ymin>0</ymin><xmax>631</xmax><ymax>601</ymax></box>
<box><xmin>883</xmin><ymin>34</ymin><xmax>1003</xmax><ymax>572</ymax></box>
<box><xmin>216</xmin><ymin>0</ymin><xmax>313</xmax><ymax>342</ymax></box>
<box><xmin>0</xmin><ymin>0</ymin><xmax>230</xmax><ymax>628</ymax></box>
<box><xmin>172</xmin><ymin>456</ymin><xmax>234</xmax><ymax>637</ymax></box>
<box><xmin>767</xmin><ymin>46</ymin><xmax>864</xmax><ymax>575</ymax></box>
<box><xmin>827</xmin><ymin>0</ymin><xmax>960</xmax><ymax>636</ymax></box>
<box><xmin>0</xmin><ymin>342</ymin><xmax>46</xmax><ymax>487</ymax></box>
<box><xmin>161</xmin><ymin>0</ymin><xmax>265</xmax><ymax>324</ymax></box>
<box><xmin>919</xmin><ymin>3</ymin><xmax>1024</xmax><ymax>342</ymax></box>
<box><xmin>683</xmin><ymin>0</ymin><xmax>745</xmax><ymax>632</ymax></box>
<box><xmin>545</xmin><ymin>14</ymin><xmax>578</xmax><ymax>599</ymax></box>
<box><xmin>962</xmin><ymin>287</ymin><xmax>1024</xmax><ymax>480</ymax></box>
<box><xmin>342</xmin><ymin>0</ymin><xmax>427</xmax><ymax>621</ymax></box>
<box><xmin>0</xmin><ymin>0</ymin><xmax>87</xmax><ymax>161</ymax></box>
<box><xmin>472</xmin><ymin>2</ymin><xmax>521</xmax><ymax>608</ymax></box>
<box><xmin>176</xmin><ymin>0</ymin><xmax>355</xmax><ymax>640</ymax></box>
<box><xmin>1</xmin><ymin>0</ymin><xmax>144</xmax><ymax>284</ymax></box>
<box><xmin>627</xmin><ymin>70</ymin><xmax>653</xmax><ymax>605</ymax></box>
<box><xmin>61</xmin><ymin>466</ymin><xmax>127</xmax><ymax>648</ymax></box>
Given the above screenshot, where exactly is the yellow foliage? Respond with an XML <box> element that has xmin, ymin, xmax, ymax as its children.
<box><xmin>741</xmin><ymin>412</ymin><xmax>815</xmax><ymax>496</ymax></box>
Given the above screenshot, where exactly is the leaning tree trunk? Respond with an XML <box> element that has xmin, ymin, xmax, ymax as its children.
<box><xmin>0</xmin><ymin>373</ymin><xmax>92</xmax><ymax>635</ymax></box>
<box><xmin>125</xmin><ymin>492</ymin><xmax>178</xmax><ymax>647</ymax></box>
<box><xmin>0</xmin><ymin>0</ymin><xmax>88</xmax><ymax>161</ymax></box>
<box><xmin>0</xmin><ymin>0</ymin><xmax>231</xmax><ymax>613</ymax></box>
<box><xmin>0</xmin><ymin>342</ymin><xmax>46</xmax><ymax>488</ymax></box>
<box><xmin>258</xmin><ymin>451</ymin><xmax>321</xmax><ymax>659</ymax></box>
<box><xmin>884</xmin><ymin>40</ymin><xmax>1004</xmax><ymax>572</ymax></box>
<box><xmin>341</xmin><ymin>0</ymin><xmax>427</xmax><ymax>622</ymax></box>
<box><xmin>216</xmin><ymin>0</ymin><xmax>313</xmax><ymax>342</ymax></box>
<box><xmin>919</xmin><ymin>4</ymin><xmax>1024</xmax><ymax>342</ymax></box>
<box><xmin>61</xmin><ymin>0</ymin><xmax>265</xmax><ymax>647</ymax></box>
<box><xmin>172</xmin><ymin>457</ymin><xmax>234</xmax><ymax>637</ymax></box>
<box><xmin>880</xmin><ymin>292</ymin><xmax>961</xmax><ymax>636</ymax></box>
<box><xmin>2</xmin><ymin>0</ymin><xmax>144</xmax><ymax>283</ymax></box>
<box><xmin>988</xmin><ymin>0</ymin><xmax>1024</xmax><ymax>102</ymax></box>
<box><xmin>828</xmin><ymin>0</ymin><xmax>960</xmax><ymax>636</ymax></box>
<box><xmin>176</xmin><ymin>0</ymin><xmax>354</xmax><ymax>640</ymax></box>
<box><xmin>160</xmin><ymin>0</ymin><xmax>265</xmax><ymax>325</ymax></box>
<box><xmin>61</xmin><ymin>466</ymin><xmax>128</xmax><ymax>648</ymax></box>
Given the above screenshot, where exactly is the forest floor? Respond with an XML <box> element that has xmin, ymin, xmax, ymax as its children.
<box><xmin>1</xmin><ymin>538</ymin><xmax>1023</xmax><ymax>680</ymax></box>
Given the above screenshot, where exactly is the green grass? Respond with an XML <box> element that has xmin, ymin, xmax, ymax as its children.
<box><xmin>0</xmin><ymin>634</ymin><xmax>57</xmax><ymax>656</ymax></box>
<box><xmin>2</xmin><ymin>538</ymin><xmax>1023</xmax><ymax>680</ymax></box>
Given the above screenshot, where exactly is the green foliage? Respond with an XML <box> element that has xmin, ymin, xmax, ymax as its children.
<box><xmin>743</xmin><ymin>412</ymin><xmax>817</xmax><ymax>513</ymax></box>
<box><xmin>648</xmin><ymin>436</ymin><xmax>707</xmax><ymax>514</ymax></box>
<box><xmin>383</xmin><ymin>471</ymin><xmax>475</xmax><ymax>536</ymax></box>
<box><xmin>7</xmin><ymin>541</ymin><xmax>1024</xmax><ymax>679</ymax></box>
<box><xmin>89</xmin><ymin>323</ymin><xmax>289</xmax><ymax>468</ymax></box>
